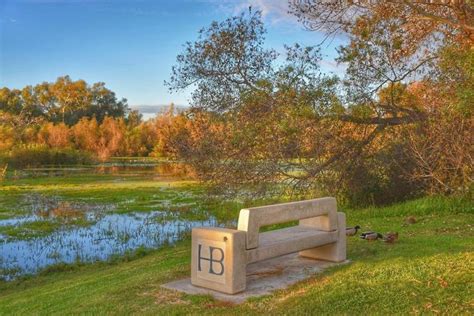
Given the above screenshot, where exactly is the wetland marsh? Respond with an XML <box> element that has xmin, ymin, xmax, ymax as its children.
<box><xmin>0</xmin><ymin>160</ymin><xmax>235</xmax><ymax>280</ymax></box>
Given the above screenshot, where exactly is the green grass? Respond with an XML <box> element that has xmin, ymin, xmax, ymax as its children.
<box><xmin>0</xmin><ymin>217</ymin><xmax>92</xmax><ymax>240</ymax></box>
<box><xmin>0</xmin><ymin>196</ymin><xmax>472</xmax><ymax>315</ymax></box>
<box><xmin>0</xmin><ymin>220</ymin><xmax>63</xmax><ymax>239</ymax></box>
<box><xmin>0</xmin><ymin>173</ymin><xmax>200</xmax><ymax>215</ymax></box>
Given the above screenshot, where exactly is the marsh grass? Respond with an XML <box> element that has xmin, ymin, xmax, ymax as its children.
<box><xmin>0</xmin><ymin>167</ymin><xmax>284</xmax><ymax>241</ymax></box>
<box><xmin>1</xmin><ymin>175</ymin><xmax>198</xmax><ymax>214</ymax></box>
<box><xmin>0</xmin><ymin>167</ymin><xmax>205</xmax><ymax>240</ymax></box>
<box><xmin>0</xmin><ymin>196</ymin><xmax>472</xmax><ymax>314</ymax></box>
<box><xmin>0</xmin><ymin>220</ymin><xmax>62</xmax><ymax>239</ymax></box>
<box><xmin>0</xmin><ymin>217</ymin><xmax>93</xmax><ymax>240</ymax></box>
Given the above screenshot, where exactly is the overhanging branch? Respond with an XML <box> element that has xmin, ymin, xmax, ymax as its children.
<box><xmin>338</xmin><ymin>114</ymin><xmax>422</xmax><ymax>126</ymax></box>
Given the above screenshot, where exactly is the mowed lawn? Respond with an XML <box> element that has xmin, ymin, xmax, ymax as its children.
<box><xmin>0</xmin><ymin>197</ymin><xmax>472</xmax><ymax>315</ymax></box>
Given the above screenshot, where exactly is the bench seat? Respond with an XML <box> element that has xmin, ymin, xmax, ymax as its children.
<box><xmin>246</xmin><ymin>226</ymin><xmax>338</xmax><ymax>264</ymax></box>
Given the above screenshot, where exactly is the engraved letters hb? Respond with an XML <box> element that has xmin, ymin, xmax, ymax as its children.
<box><xmin>198</xmin><ymin>244</ymin><xmax>224</xmax><ymax>275</ymax></box>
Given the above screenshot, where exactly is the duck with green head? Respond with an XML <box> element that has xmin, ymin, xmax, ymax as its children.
<box><xmin>346</xmin><ymin>225</ymin><xmax>361</xmax><ymax>236</ymax></box>
<box><xmin>360</xmin><ymin>231</ymin><xmax>383</xmax><ymax>241</ymax></box>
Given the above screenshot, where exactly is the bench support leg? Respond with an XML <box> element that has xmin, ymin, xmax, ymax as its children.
<box><xmin>299</xmin><ymin>212</ymin><xmax>346</xmax><ymax>262</ymax></box>
<box><xmin>191</xmin><ymin>228</ymin><xmax>247</xmax><ymax>294</ymax></box>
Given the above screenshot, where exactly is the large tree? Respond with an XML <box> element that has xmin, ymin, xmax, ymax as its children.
<box><xmin>290</xmin><ymin>0</ymin><xmax>473</xmax><ymax>194</ymax></box>
<box><xmin>168</xmin><ymin>5</ymin><xmax>472</xmax><ymax>203</ymax></box>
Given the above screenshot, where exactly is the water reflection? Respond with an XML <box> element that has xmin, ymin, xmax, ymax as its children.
<box><xmin>0</xmin><ymin>211</ymin><xmax>220</xmax><ymax>280</ymax></box>
<box><xmin>16</xmin><ymin>161</ymin><xmax>196</xmax><ymax>180</ymax></box>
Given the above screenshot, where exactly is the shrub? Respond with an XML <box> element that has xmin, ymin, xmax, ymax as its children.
<box><xmin>1</xmin><ymin>145</ymin><xmax>96</xmax><ymax>168</ymax></box>
<box><xmin>0</xmin><ymin>163</ymin><xmax>7</xmax><ymax>180</ymax></box>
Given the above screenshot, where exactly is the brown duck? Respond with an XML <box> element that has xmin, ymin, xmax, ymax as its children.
<box><xmin>383</xmin><ymin>232</ymin><xmax>399</xmax><ymax>243</ymax></box>
<box><xmin>404</xmin><ymin>216</ymin><xmax>417</xmax><ymax>224</ymax></box>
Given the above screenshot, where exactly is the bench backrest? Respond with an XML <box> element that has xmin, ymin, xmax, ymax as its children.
<box><xmin>237</xmin><ymin>197</ymin><xmax>338</xmax><ymax>249</ymax></box>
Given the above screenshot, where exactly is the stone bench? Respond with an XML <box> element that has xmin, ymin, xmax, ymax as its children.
<box><xmin>191</xmin><ymin>197</ymin><xmax>346</xmax><ymax>294</ymax></box>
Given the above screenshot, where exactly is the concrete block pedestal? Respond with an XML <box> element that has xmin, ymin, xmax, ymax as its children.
<box><xmin>191</xmin><ymin>227</ymin><xmax>247</xmax><ymax>294</ymax></box>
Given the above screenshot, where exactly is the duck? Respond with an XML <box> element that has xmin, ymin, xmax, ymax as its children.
<box><xmin>360</xmin><ymin>231</ymin><xmax>374</xmax><ymax>238</ymax></box>
<box><xmin>404</xmin><ymin>216</ymin><xmax>417</xmax><ymax>225</ymax></box>
<box><xmin>346</xmin><ymin>225</ymin><xmax>361</xmax><ymax>236</ymax></box>
<box><xmin>360</xmin><ymin>231</ymin><xmax>383</xmax><ymax>241</ymax></box>
<box><xmin>383</xmin><ymin>232</ymin><xmax>399</xmax><ymax>243</ymax></box>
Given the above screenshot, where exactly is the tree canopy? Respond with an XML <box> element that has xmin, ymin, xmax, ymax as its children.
<box><xmin>0</xmin><ymin>76</ymin><xmax>129</xmax><ymax>126</ymax></box>
<box><xmin>167</xmin><ymin>4</ymin><xmax>473</xmax><ymax>204</ymax></box>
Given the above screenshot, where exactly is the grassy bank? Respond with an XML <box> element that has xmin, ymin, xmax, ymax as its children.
<box><xmin>0</xmin><ymin>196</ymin><xmax>472</xmax><ymax>315</ymax></box>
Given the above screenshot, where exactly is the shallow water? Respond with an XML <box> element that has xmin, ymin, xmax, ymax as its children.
<box><xmin>0</xmin><ymin>210</ymin><xmax>220</xmax><ymax>280</ymax></box>
<box><xmin>0</xmin><ymin>161</ymin><xmax>221</xmax><ymax>280</ymax></box>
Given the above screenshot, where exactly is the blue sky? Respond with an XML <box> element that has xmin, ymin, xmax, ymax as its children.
<box><xmin>0</xmin><ymin>0</ymin><xmax>345</xmax><ymax>110</ymax></box>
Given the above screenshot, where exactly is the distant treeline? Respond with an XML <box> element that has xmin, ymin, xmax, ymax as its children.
<box><xmin>0</xmin><ymin>76</ymin><xmax>184</xmax><ymax>165</ymax></box>
<box><xmin>0</xmin><ymin>76</ymin><xmax>128</xmax><ymax>125</ymax></box>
